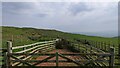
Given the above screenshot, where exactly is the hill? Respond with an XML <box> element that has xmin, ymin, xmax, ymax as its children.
<box><xmin>1</xmin><ymin>26</ymin><xmax>118</xmax><ymax>48</ymax></box>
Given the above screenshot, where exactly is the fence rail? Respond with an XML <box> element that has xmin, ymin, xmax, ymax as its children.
<box><xmin>0</xmin><ymin>38</ymin><xmax>118</xmax><ymax>67</ymax></box>
<box><xmin>3</xmin><ymin>39</ymin><xmax>58</xmax><ymax>67</ymax></box>
<box><xmin>72</xmin><ymin>39</ymin><xmax>120</xmax><ymax>66</ymax></box>
<box><xmin>9</xmin><ymin>51</ymin><xmax>114</xmax><ymax>67</ymax></box>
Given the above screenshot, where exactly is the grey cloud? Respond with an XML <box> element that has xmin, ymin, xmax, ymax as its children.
<box><xmin>68</xmin><ymin>2</ymin><xmax>93</xmax><ymax>15</ymax></box>
<box><xmin>35</xmin><ymin>13</ymin><xmax>48</xmax><ymax>17</ymax></box>
<box><xmin>2</xmin><ymin>2</ymin><xmax>118</xmax><ymax>37</ymax></box>
<box><xmin>2</xmin><ymin>2</ymin><xmax>33</xmax><ymax>14</ymax></box>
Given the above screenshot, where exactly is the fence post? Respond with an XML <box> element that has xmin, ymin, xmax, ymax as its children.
<box><xmin>118</xmin><ymin>44</ymin><xmax>120</xmax><ymax>55</ymax></box>
<box><xmin>6</xmin><ymin>41</ymin><xmax>13</xmax><ymax>68</ymax></box>
<box><xmin>95</xmin><ymin>41</ymin><xmax>97</xmax><ymax>48</ymax></box>
<box><xmin>2</xmin><ymin>49</ymin><xmax>7</xmax><ymax>68</ymax></box>
<box><xmin>104</xmin><ymin>43</ymin><xmax>107</xmax><ymax>52</ymax></box>
<box><xmin>99</xmin><ymin>42</ymin><xmax>101</xmax><ymax>49</ymax></box>
<box><xmin>109</xmin><ymin>47</ymin><xmax>114</xmax><ymax>67</ymax></box>
<box><xmin>23</xmin><ymin>46</ymin><xmax>26</xmax><ymax>66</ymax></box>
<box><xmin>56</xmin><ymin>52</ymin><xmax>58</xmax><ymax>67</ymax></box>
<box><xmin>5</xmin><ymin>52</ymin><xmax>8</xmax><ymax>68</ymax></box>
<box><xmin>97</xmin><ymin>42</ymin><xmax>99</xmax><ymax>48</ymax></box>
<box><xmin>90</xmin><ymin>45</ymin><xmax>92</xmax><ymax>53</ymax></box>
<box><xmin>94</xmin><ymin>41</ymin><xmax>95</xmax><ymax>47</ymax></box>
<box><xmin>100</xmin><ymin>42</ymin><xmax>102</xmax><ymax>50</ymax></box>
<box><xmin>101</xmin><ymin>42</ymin><xmax>103</xmax><ymax>50</ymax></box>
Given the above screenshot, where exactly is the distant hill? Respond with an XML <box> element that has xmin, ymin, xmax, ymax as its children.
<box><xmin>113</xmin><ymin>36</ymin><xmax>120</xmax><ymax>38</ymax></box>
<box><xmin>72</xmin><ymin>32</ymin><xmax>118</xmax><ymax>38</ymax></box>
<box><xmin>2</xmin><ymin>26</ymin><xmax>118</xmax><ymax>47</ymax></box>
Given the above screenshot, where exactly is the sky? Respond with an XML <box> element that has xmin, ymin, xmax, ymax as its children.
<box><xmin>2</xmin><ymin>2</ymin><xmax>118</xmax><ymax>37</ymax></box>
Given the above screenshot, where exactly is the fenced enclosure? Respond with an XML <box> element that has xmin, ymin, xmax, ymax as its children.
<box><xmin>0</xmin><ymin>39</ymin><xmax>119</xmax><ymax>68</ymax></box>
<box><xmin>69</xmin><ymin>39</ymin><xmax>120</xmax><ymax>66</ymax></box>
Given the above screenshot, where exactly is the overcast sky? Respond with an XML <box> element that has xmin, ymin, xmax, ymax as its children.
<box><xmin>2</xmin><ymin>2</ymin><xmax>118</xmax><ymax>37</ymax></box>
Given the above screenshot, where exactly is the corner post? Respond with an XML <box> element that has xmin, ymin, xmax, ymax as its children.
<box><xmin>109</xmin><ymin>47</ymin><xmax>114</xmax><ymax>67</ymax></box>
<box><xmin>7</xmin><ymin>41</ymin><xmax>12</xmax><ymax>67</ymax></box>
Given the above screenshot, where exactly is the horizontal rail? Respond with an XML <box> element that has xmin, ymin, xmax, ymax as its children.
<box><xmin>15</xmin><ymin>43</ymin><xmax>54</xmax><ymax>53</ymax></box>
<box><xmin>0</xmin><ymin>48</ymin><xmax>7</xmax><ymax>50</ymax></box>
<box><xmin>12</xmin><ymin>40</ymin><xmax>56</xmax><ymax>50</ymax></box>
<box><xmin>0</xmin><ymin>48</ymin><xmax>7</xmax><ymax>52</ymax></box>
<box><xmin>9</xmin><ymin>53</ymin><xmax>112</xmax><ymax>56</ymax></box>
<box><xmin>11</xmin><ymin>60</ymin><xmax>109</xmax><ymax>63</ymax></box>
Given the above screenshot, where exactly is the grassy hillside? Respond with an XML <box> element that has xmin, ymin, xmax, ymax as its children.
<box><xmin>2</xmin><ymin>26</ymin><xmax>118</xmax><ymax>48</ymax></box>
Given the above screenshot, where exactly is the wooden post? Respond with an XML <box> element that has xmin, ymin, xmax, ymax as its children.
<box><xmin>86</xmin><ymin>48</ymin><xmax>87</xmax><ymax>53</ymax></box>
<box><xmin>104</xmin><ymin>43</ymin><xmax>107</xmax><ymax>52</ymax></box>
<box><xmin>97</xmin><ymin>42</ymin><xmax>99</xmax><ymax>48</ymax></box>
<box><xmin>95</xmin><ymin>41</ymin><xmax>97</xmax><ymax>48</ymax></box>
<box><xmin>7</xmin><ymin>41</ymin><xmax>12</xmax><ymax>67</ymax></box>
<box><xmin>100</xmin><ymin>42</ymin><xmax>102</xmax><ymax>50</ymax></box>
<box><xmin>23</xmin><ymin>46</ymin><xmax>26</xmax><ymax>66</ymax></box>
<box><xmin>56</xmin><ymin>52</ymin><xmax>58</xmax><ymax>67</ymax></box>
<box><xmin>96</xmin><ymin>41</ymin><xmax>98</xmax><ymax>48</ymax></box>
<box><xmin>90</xmin><ymin>45</ymin><xmax>92</xmax><ymax>53</ymax></box>
<box><xmin>109</xmin><ymin>47</ymin><xmax>114</xmax><ymax>67</ymax></box>
<box><xmin>5</xmin><ymin>52</ymin><xmax>8</xmax><ymax>68</ymax></box>
<box><xmin>118</xmin><ymin>44</ymin><xmax>120</xmax><ymax>55</ymax></box>
<box><xmin>95</xmin><ymin>41</ymin><xmax>96</xmax><ymax>48</ymax></box>
<box><xmin>101</xmin><ymin>42</ymin><xmax>103</xmax><ymax>50</ymax></box>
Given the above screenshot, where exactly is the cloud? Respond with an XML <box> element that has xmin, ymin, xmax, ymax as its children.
<box><xmin>2</xmin><ymin>2</ymin><xmax>118</xmax><ymax>37</ymax></box>
<box><xmin>68</xmin><ymin>2</ymin><xmax>93</xmax><ymax>15</ymax></box>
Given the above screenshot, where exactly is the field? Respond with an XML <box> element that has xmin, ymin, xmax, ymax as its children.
<box><xmin>1</xmin><ymin>26</ymin><xmax>119</xmax><ymax>53</ymax></box>
<box><xmin>1</xmin><ymin>26</ymin><xmax>118</xmax><ymax>53</ymax></box>
<box><xmin>0</xmin><ymin>26</ymin><xmax>119</xmax><ymax>67</ymax></box>
<box><xmin>2</xmin><ymin>26</ymin><xmax>118</xmax><ymax>46</ymax></box>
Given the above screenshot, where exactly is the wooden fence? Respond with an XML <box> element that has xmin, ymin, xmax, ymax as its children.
<box><xmin>72</xmin><ymin>39</ymin><xmax>120</xmax><ymax>66</ymax></box>
<box><xmin>4</xmin><ymin>39</ymin><xmax>59</xmax><ymax>67</ymax></box>
<box><xmin>0</xmin><ymin>39</ymin><xmax>116</xmax><ymax>67</ymax></box>
<box><xmin>9</xmin><ymin>51</ymin><xmax>114</xmax><ymax>67</ymax></box>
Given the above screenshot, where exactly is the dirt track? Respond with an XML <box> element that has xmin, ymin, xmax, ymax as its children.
<box><xmin>35</xmin><ymin>49</ymin><xmax>83</xmax><ymax>66</ymax></box>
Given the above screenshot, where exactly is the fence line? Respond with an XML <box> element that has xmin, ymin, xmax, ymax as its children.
<box><xmin>0</xmin><ymin>39</ymin><xmax>117</xmax><ymax>67</ymax></box>
<box><xmin>9</xmin><ymin>51</ymin><xmax>114</xmax><ymax>67</ymax></box>
<box><xmin>6</xmin><ymin>39</ymin><xmax>59</xmax><ymax>67</ymax></box>
<box><xmin>74</xmin><ymin>39</ymin><xmax>120</xmax><ymax>66</ymax></box>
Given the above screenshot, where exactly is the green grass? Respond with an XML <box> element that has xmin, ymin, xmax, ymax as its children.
<box><xmin>2</xmin><ymin>26</ymin><xmax>118</xmax><ymax>47</ymax></box>
<box><xmin>1</xmin><ymin>26</ymin><xmax>119</xmax><ymax>66</ymax></box>
<box><xmin>1</xmin><ymin>26</ymin><xmax>119</xmax><ymax>54</ymax></box>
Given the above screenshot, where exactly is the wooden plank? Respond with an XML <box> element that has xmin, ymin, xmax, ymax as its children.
<box><xmin>11</xmin><ymin>56</ymin><xmax>33</xmax><ymax>66</ymax></box>
<box><xmin>7</xmin><ymin>41</ymin><xmax>13</xmax><ymax>67</ymax></box>
<box><xmin>12</xmin><ymin>46</ymin><xmax>40</xmax><ymax>66</ymax></box>
<box><xmin>10</xmin><ymin>53</ymin><xmax>111</xmax><ymax>56</ymax></box>
<box><xmin>56</xmin><ymin>52</ymin><xmax>58</xmax><ymax>66</ymax></box>
<box><xmin>12</xmin><ymin>40</ymin><xmax>55</xmax><ymax>50</ymax></box>
<box><xmin>11</xmin><ymin>59</ymin><xmax>109</xmax><ymax>63</ymax></box>
<box><xmin>74</xmin><ymin>43</ymin><xmax>110</xmax><ymax>66</ymax></box>
<box><xmin>15</xmin><ymin>43</ymin><xmax>54</xmax><ymax>53</ymax></box>
<box><xmin>33</xmin><ymin>55</ymin><xmax>55</xmax><ymax>65</ymax></box>
<box><xmin>58</xmin><ymin>53</ymin><xmax>82</xmax><ymax>66</ymax></box>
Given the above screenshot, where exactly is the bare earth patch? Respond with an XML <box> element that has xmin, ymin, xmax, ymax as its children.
<box><xmin>35</xmin><ymin>49</ymin><xmax>83</xmax><ymax>66</ymax></box>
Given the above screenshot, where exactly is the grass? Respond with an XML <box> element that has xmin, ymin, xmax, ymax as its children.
<box><xmin>2</xmin><ymin>26</ymin><xmax>118</xmax><ymax>46</ymax></box>
<box><xmin>1</xmin><ymin>26</ymin><xmax>119</xmax><ymax>54</ymax></box>
<box><xmin>1</xmin><ymin>26</ymin><xmax>119</xmax><ymax>66</ymax></box>
<box><xmin>1</xmin><ymin>26</ymin><xmax>119</xmax><ymax>52</ymax></box>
